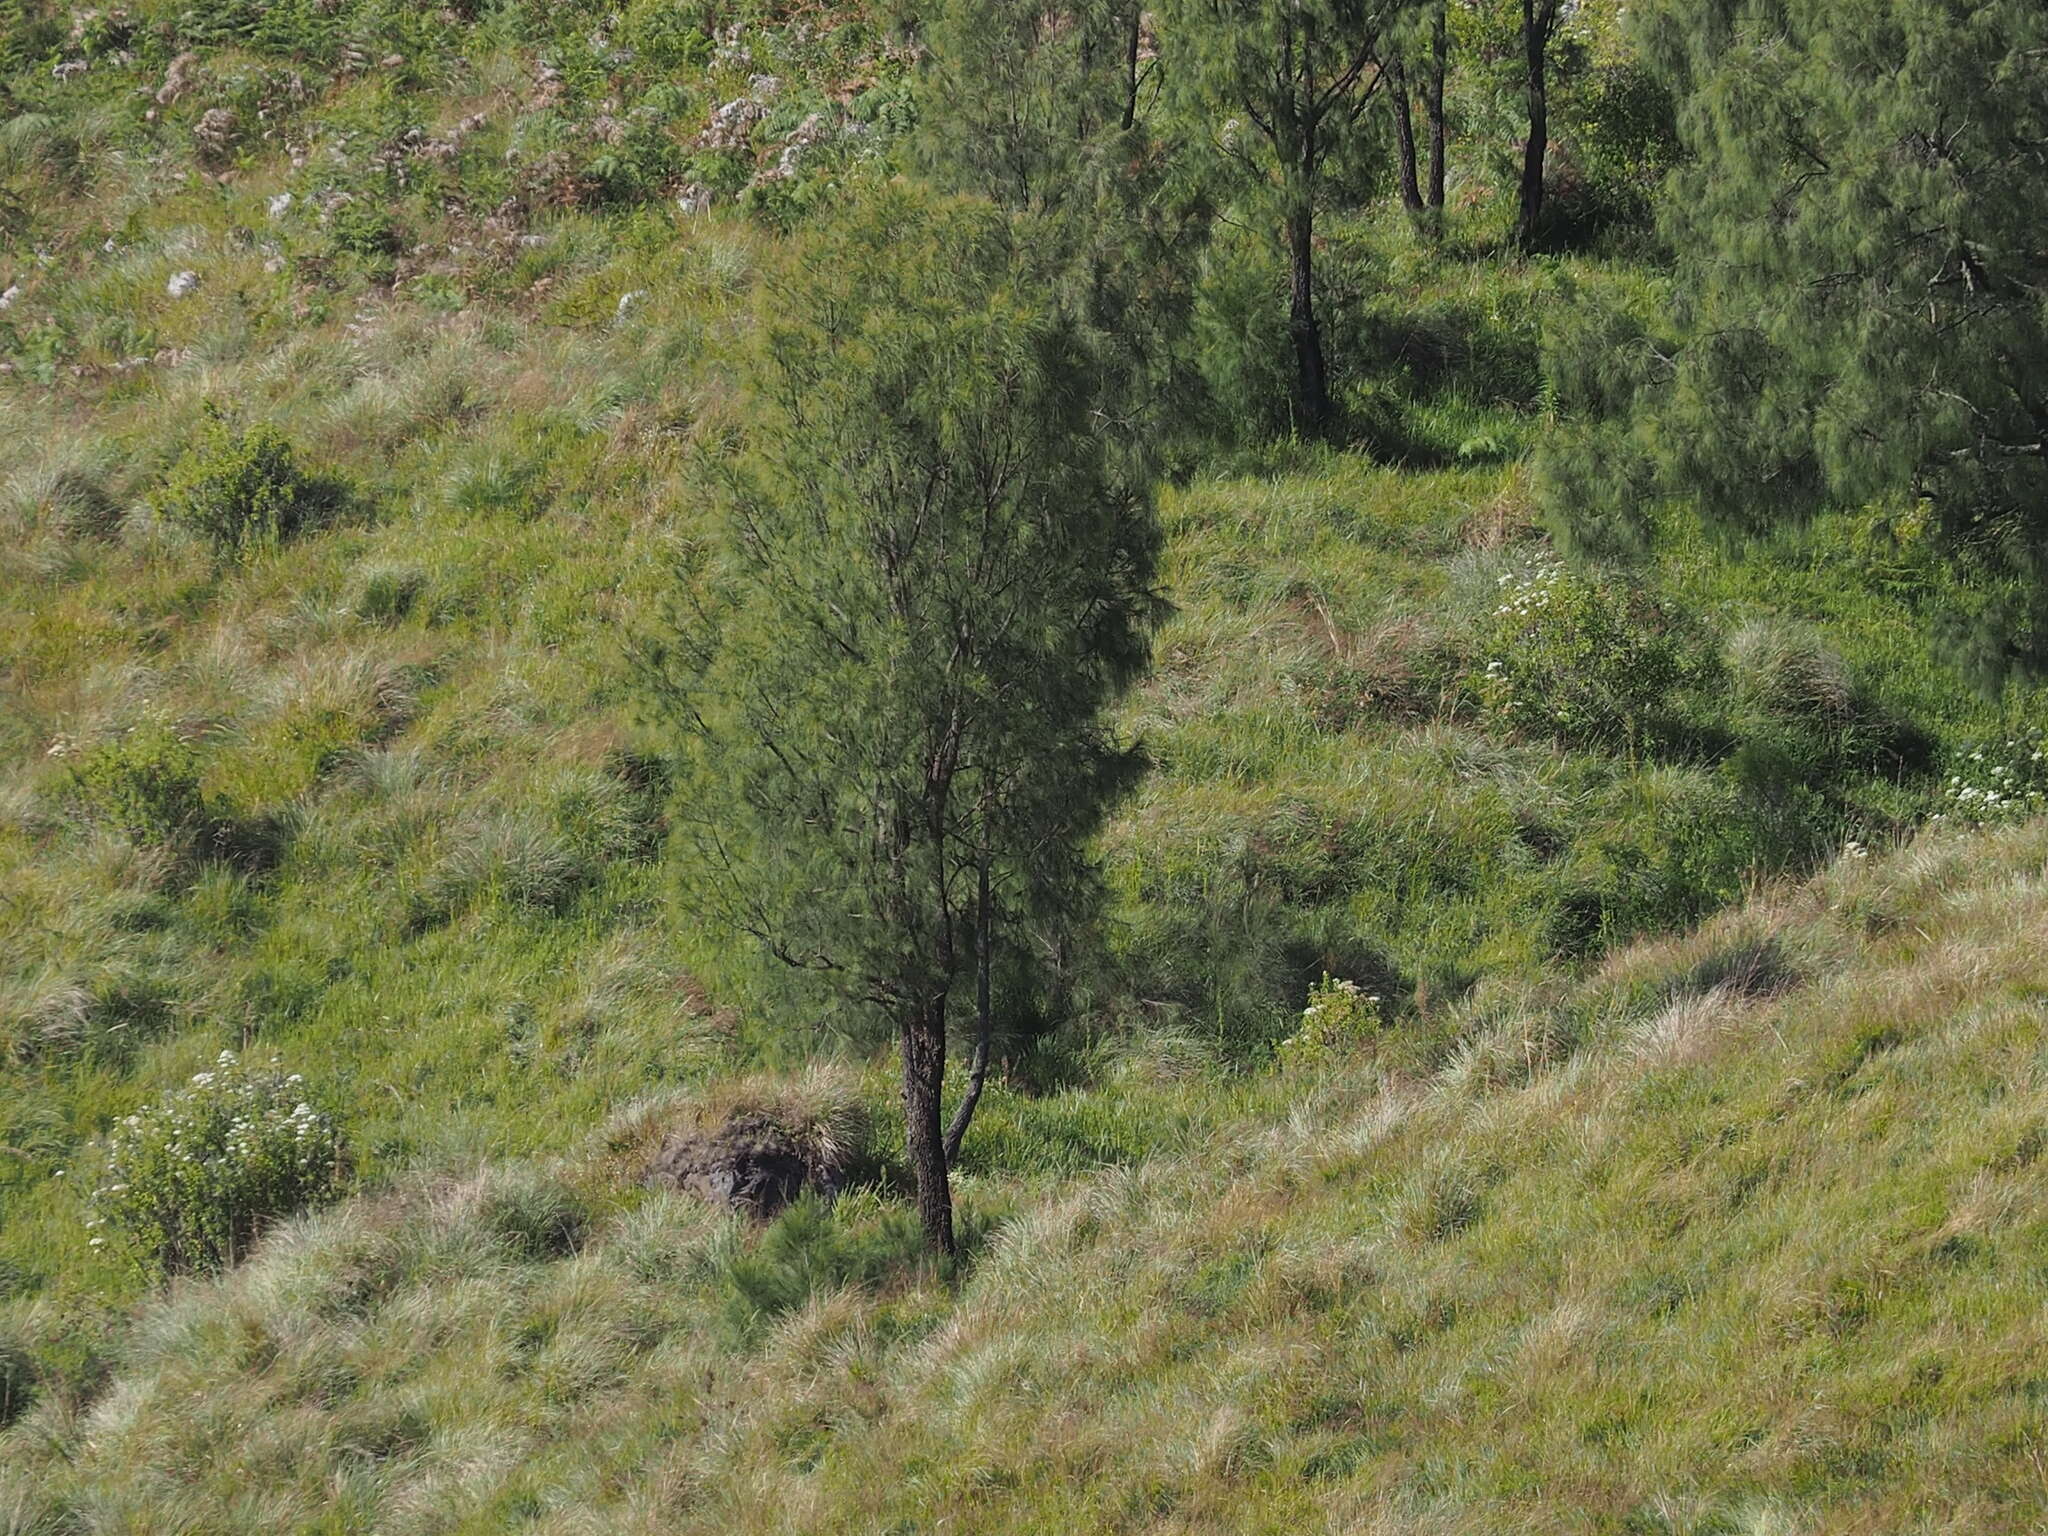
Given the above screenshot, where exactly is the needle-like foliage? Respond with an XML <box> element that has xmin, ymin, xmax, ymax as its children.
<box><xmin>1542</xmin><ymin>0</ymin><xmax>2048</xmax><ymax>683</ymax></box>
<box><xmin>646</xmin><ymin>185</ymin><xmax>1164</xmax><ymax>1254</ymax></box>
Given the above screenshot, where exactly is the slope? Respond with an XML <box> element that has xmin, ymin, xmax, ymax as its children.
<box><xmin>5</xmin><ymin>822</ymin><xmax>2046</xmax><ymax>1533</ymax></box>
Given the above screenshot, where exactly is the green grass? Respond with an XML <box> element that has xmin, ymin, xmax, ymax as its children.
<box><xmin>7</xmin><ymin>825</ymin><xmax>2048</xmax><ymax>1532</ymax></box>
<box><xmin>5</xmin><ymin>0</ymin><xmax>2048</xmax><ymax>1524</ymax></box>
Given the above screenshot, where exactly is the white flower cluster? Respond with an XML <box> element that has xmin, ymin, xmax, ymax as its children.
<box><xmin>84</xmin><ymin>1050</ymin><xmax>342</xmax><ymax>1275</ymax></box>
<box><xmin>1494</xmin><ymin>558</ymin><xmax>1568</xmax><ymax>621</ymax></box>
<box><xmin>1480</xmin><ymin>560</ymin><xmax>1575</xmax><ymax>720</ymax></box>
<box><xmin>1280</xmin><ymin>976</ymin><xmax>1385</xmax><ymax>1068</ymax></box>
<box><xmin>1299</xmin><ymin>976</ymin><xmax>1381</xmax><ymax>1019</ymax></box>
<box><xmin>1942</xmin><ymin>735</ymin><xmax>2048</xmax><ymax>826</ymax></box>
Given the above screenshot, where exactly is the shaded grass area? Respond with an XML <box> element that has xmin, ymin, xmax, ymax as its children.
<box><xmin>6</xmin><ymin>826</ymin><xmax>2048</xmax><ymax>1531</ymax></box>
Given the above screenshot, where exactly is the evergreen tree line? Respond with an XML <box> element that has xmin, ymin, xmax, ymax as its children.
<box><xmin>650</xmin><ymin>0</ymin><xmax>2048</xmax><ymax>1252</ymax></box>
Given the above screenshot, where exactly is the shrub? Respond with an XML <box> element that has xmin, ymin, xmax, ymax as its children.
<box><xmin>64</xmin><ymin>724</ymin><xmax>207</xmax><ymax>846</ymax></box>
<box><xmin>154</xmin><ymin>406</ymin><xmax>330</xmax><ymax>555</ymax></box>
<box><xmin>1940</xmin><ymin>733</ymin><xmax>2048</xmax><ymax>826</ymax></box>
<box><xmin>1475</xmin><ymin>557</ymin><xmax>1704</xmax><ymax>754</ymax></box>
<box><xmin>85</xmin><ymin>1051</ymin><xmax>347</xmax><ymax>1279</ymax></box>
<box><xmin>1276</xmin><ymin>974</ymin><xmax>1384</xmax><ymax>1069</ymax></box>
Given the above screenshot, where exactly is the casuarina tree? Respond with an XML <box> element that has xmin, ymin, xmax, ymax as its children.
<box><xmin>1541</xmin><ymin>0</ymin><xmax>2048</xmax><ymax>682</ymax></box>
<box><xmin>646</xmin><ymin>187</ymin><xmax>1164</xmax><ymax>1255</ymax></box>
<box><xmin>1163</xmin><ymin>0</ymin><xmax>1419</xmax><ymax>432</ymax></box>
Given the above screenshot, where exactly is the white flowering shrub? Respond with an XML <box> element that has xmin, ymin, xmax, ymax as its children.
<box><xmin>1940</xmin><ymin>734</ymin><xmax>2048</xmax><ymax>826</ymax></box>
<box><xmin>85</xmin><ymin>1051</ymin><xmax>345</xmax><ymax>1278</ymax></box>
<box><xmin>1476</xmin><ymin>558</ymin><xmax>1696</xmax><ymax>754</ymax></box>
<box><xmin>1278</xmin><ymin>975</ymin><xmax>1383</xmax><ymax>1068</ymax></box>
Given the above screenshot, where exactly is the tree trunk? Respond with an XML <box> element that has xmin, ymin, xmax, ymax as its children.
<box><xmin>1517</xmin><ymin>0</ymin><xmax>1553</xmax><ymax>250</ymax></box>
<box><xmin>901</xmin><ymin>1000</ymin><xmax>956</xmax><ymax>1256</ymax></box>
<box><xmin>1122</xmin><ymin>5</ymin><xmax>1141</xmax><ymax>132</ymax></box>
<box><xmin>1426</xmin><ymin>5</ymin><xmax>1448</xmax><ymax>213</ymax></box>
<box><xmin>1285</xmin><ymin>205</ymin><xmax>1330</xmax><ymax>432</ymax></box>
<box><xmin>1390</xmin><ymin>60</ymin><xmax>1424</xmax><ymax>213</ymax></box>
<box><xmin>943</xmin><ymin>850</ymin><xmax>993</xmax><ymax>1169</ymax></box>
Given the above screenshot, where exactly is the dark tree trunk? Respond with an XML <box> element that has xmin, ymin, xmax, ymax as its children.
<box><xmin>1122</xmin><ymin>6</ymin><xmax>1141</xmax><ymax>132</ymax></box>
<box><xmin>1285</xmin><ymin>205</ymin><xmax>1330</xmax><ymax>431</ymax></box>
<box><xmin>1390</xmin><ymin>60</ymin><xmax>1424</xmax><ymax>213</ymax></box>
<box><xmin>1426</xmin><ymin>5</ymin><xmax>1448</xmax><ymax>212</ymax></box>
<box><xmin>1517</xmin><ymin>0</ymin><xmax>1555</xmax><ymax>250</ymax></box>
<box><xmin>943</xmin><ymin>850</ymin><xmax>993</xmax><ymax>1169</ymax></box>
<box><xmin>901</xmin><ymin>1000</ymin><xmax>956</xmax><ymax>1256</ymax></box>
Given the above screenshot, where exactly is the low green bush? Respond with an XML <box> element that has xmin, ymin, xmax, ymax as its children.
<box><xmin>1475</xmin><ymin>557</ymin><xmax>1708</xmax><ymax>754</ymax></box>
<box><xmin>84</xmin><ymin>1051</ymin><xmax>347</xmax><ymax>1279</ymax></box>
<box><xmin>153</xmin><ymin>407</ymin><xmax>334</xmax><ymax>555</ymax></box>
<box><xmin>1277</xmin><ymin>974</ymin><xmax>1385</xmax><ymax>1070</ymax></box>
<box><xmin>64</xmin><ymin>724</ymin><xmax>207</xmax><ymax>847</ymax></box>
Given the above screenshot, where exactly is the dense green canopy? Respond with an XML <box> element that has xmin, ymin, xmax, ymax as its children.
<box><xmin>1544</xmin><ymin>0</ymin><xmax>2048</xmax><ymax>680</ymax></box>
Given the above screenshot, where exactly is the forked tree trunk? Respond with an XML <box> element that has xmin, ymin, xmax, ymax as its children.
<box><xmin>1285</xmin><ymin>205</ymin><xmax>1331</xmax><ymax>432</ymax></box>
<box><xmin>944</xmin><ymin>850</ymin><xmax>993</xmax><ymax>1169</ymax></box>
<box><xmin>1426</xmin><ymin>5</ymin><xmax>1448</xmax><ymax>213</ymax></box>
<box><xmin>900</xmin><ymin>1001</ymin><xmax>956</xmax><ymax>1256</ymax></box>
<box><xmin>1390</xmin><ymin>60</ymin><xmax>1424</xmax><ymax>213</ymax></box>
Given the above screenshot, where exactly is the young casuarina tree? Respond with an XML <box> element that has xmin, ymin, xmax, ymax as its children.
<box><xmin>646</xmin><ymin>188</ymin><xmax>1163</xmax><ymax>1255</ymax></box>
<box><xmin>1515</xmin><ymin>0</ymin><xmax>1563</xmax><ymax>248</ymax></box>
<box><xmin>1386</xmin><ymin>2</ymin><xmax>1450</xmax><ymax>226</ymax></box>
<box><xmin>1164</xmin><ymin>0</ymin><xmax>1416</xmax><ymax>432</ymax></box>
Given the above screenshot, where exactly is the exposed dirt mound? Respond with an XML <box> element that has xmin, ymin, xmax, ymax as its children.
<box><xmin>645</xmin><ymin>1110</ymin><xmax>845</xmax><ymax>1217</ymax></box>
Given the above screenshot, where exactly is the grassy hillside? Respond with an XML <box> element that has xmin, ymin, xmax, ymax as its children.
<box><xmin>7</xmin><ymin>824</ymin><xmax>2048</xmax><ymax>1532</ymax></box>
<box><xmin>5</xmin><ymin>0</ymin><xmax>2048</xmax><ymax>1527</ymax></box>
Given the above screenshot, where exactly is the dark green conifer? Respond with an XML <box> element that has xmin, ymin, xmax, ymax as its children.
<box><xmin>1161</xmin><ymin>0</ymin><xmax>1419</xmax><ymax>432</ymax></box>
<box><xmin>646</xmin><ymin>188</ymin><xmax>1164</xmax><ymax>1255</ymax></box>
<box><xmin>1542</xmin><ymin>0</ymin><xmax>2048</xmax><ymax>681</ymax></box>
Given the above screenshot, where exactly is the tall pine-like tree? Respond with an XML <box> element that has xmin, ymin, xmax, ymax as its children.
<box><xmin>646</xmin><ymin>188</ymin><xmax>1163</xmax><ymax>1255</ymax></box>
<box><xmin>1163</xmin><ymin>0</ymin><xmax>1417</xmax><ymax>431</ymax></box>
<box><xmin>1542</xmin><ymin>0</ymin><xmax>2048</xmax><ymax>681</ymax></box>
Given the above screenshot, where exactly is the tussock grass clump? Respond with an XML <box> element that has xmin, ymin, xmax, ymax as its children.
<box><xmin>0</xmin><ymin>1326</ymin><xmax>31</xmax><ymax>1429</ymax></box>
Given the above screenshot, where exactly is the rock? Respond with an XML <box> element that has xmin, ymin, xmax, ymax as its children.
<box><xmin>194</xmin><ymin>106</ymin><xmax>237</xmax><ymax>153</ymax></box>
<box><xmin>645</xmin><ymin>1111</ymin><xmax>843</xmax><ymax>1218</ymax></box>
<box><xmin>156</xmin><ymin>51</ymin><xmax>197</xmax><ymax>105</ymax></box>
<box><xmin>165</xmin><ymin>270</ymin><xmax>199</xmax><ymax>298</ymax></box>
